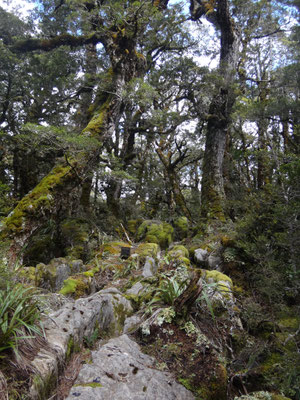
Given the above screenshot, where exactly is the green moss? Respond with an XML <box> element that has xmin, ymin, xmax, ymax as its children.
<box><xmin>137</xmin><ymin>220</ymin><xmax>173</xmax><ymax>249</ymax></box>
<box><xmin>278</xmin><ymin>317</ymin><xmax>299</xmax><ymax>331</ymax></box>
<box><xmin>83</xmin><ymin>97</ymin><xmax>110</xmax><ymax>137</ymax></box>
<box><xmin>17</xmin><ymin>266</ymin><xmax>36</xmax><ymax>284</ymax></box>
<box><xmin>271</xmin><ymin>395</ymin><xmax>292</xmax><ymax>400</ymax></box>
<box><xmin>74</xmin><ymin>382</ymin><xmax>102</xmax><ymax>388</ymax></box>
<box><xmin>127</xmin><ymin>219</ymin><xmax>139</xmax><ymax>235</ymax></box>
<box><xmin>83</xmin><ymin>266</ymin><xmax>99</xmax><ymax>277</ymax></box>
<box><xmin>4</xmin><ymin>164</ymin><xmax>71</xmax><ymax>234</ymax></box>
<box><xmin>203</xmin><ymin>270</ymin><xmax>233</xmax><ymax>294</ymax></box>
<box><xmin>59</xmin><ymin>276</ymin><xmax>89</xmax><ymax>299</ymax></box>
<box><xmin>174</xmin><ymin>216</ymin><xmax>189</xmax><ymax>239</ymax></box>
<box><xmin>168</xmin><ymin>245</ymin><xmax>189</xmax><ymax>259</ymax></box>
<box><xmin>135</xmin><ymin>243</ymin><xmax>160</xmax><ymax>258</ymax></box>
<box><xmin>103</xmin><ymin>241</ymin><xmax>130</xmax><ymax>256</ymax></box>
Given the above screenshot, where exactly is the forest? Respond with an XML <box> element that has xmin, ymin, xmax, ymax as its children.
<box><xmin>0</xmin><ymin>0</ymin><xmax>299</xmax><ymax>399</ymax></box>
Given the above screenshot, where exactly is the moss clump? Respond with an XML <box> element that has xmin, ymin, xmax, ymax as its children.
<box><xmin>168</xmin><ymin>245</ymin><xmax>189</xmax><ymax>259</ymax></box>
<box><xmin>59</xmin><ymin>275</ymin><xmax>90</xmax><ymax>299</ymax></box>
<box><xmin>17</xmin><ymin>266</ymin><xmax>36</xmax><ymax>285</ymax></box>
<box><xmin>4</xmin><ymin>164</ymin><xmax>71</xmax><ymax>234</ymax></box>
<box><xmin>127</xmin><ymin>219</ymin><xmax>140</xmax><ymax>235</ymax></box>
<box><xmin>137</xmin><ymin>220</ymin><xmax>173</xmax><ymax>249</ymax></box>
<box><xmin>134</xmin><ymin>243</ymin><xmax>160</xmax><ymax>259</ymax></box>
<box><xmin>83</xmin><ymin>266</ymin><xmax>99</xmax><ymax>277</ymax></box>
<box><xmin>203</xmin><ymin>270</ymin><xmax>233</xmax><ymax>294</ymax></box>
<box><xmin>174</xmin><ymin>216</ymin><xmax>189</xmax><ymax>240</ymax></box>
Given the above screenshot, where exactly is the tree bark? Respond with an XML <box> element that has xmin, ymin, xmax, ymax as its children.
<box><xmin>191</xmin><ymin>0</ymin><xmax>240</xmax><ymax>221</ymax></box>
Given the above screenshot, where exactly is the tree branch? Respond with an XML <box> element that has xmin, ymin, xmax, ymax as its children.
<box><xmin>10</xmin><ymin>32</ymin><xmax>105</xmax><ymax>53</ymax></box>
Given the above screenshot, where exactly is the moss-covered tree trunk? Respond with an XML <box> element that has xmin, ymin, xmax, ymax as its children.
<box><xmin>1</xmin><ymin>28</ymin><xmax>145</xmax><ymax>263</ymax></box>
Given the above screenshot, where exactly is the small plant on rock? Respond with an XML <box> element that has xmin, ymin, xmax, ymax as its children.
<box><xmin>154</xmin><ymin>276</ymin><xmax>187</xmax><ymax>307</ymax></box>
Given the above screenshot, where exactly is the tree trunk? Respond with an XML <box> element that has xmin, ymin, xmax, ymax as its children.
<box><xmin>2</xmin><ymin>28</ymin><xmax>146</xmax><ymax>263</ymax></box>
<box><xmin>192</xmin><ymin>0</ymin><xmax>240</xmax><ymax>221</ymax></box>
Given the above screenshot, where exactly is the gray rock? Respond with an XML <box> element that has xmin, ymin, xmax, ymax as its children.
<box><xmin>66</xmin><ymin>335</ymin><xmax>195</xmax><ymax>400</ymax></box>
<box><xmin>194</xmin><ymin>248</ymin><xmax>208</xmax><ymax>266</ymax></box>
<box><xmin>126</xmin><ymin>282</ymin><xmax>144</xmax><ymax>296</ymax></box>
<box><xmin>123</xmin><ymin>315</ymin><xmax>143</xmax><ymax>334</ymax></box>
<box><xmin>30</xmin><ymin>289</ymin><xmax>132</xmax><ymax>399</ymax></box>
<box><xmin>142</xmin><ymin>256</ymin><xmax>157</xmax><ymax>278</ymax></box>
<box><xmin>207</xmin><ymin>254</ymin><xmax>222</xmax><ymax>270</ymax></box>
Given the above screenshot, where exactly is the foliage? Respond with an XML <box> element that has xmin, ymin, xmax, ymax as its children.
<box><xmin>0</xmin><ymin>283</ymin><xmax>44</xmax><ymax>357</ymax></box>
<box><xmin>147</xmin><ymin>276</ymin><xmax>187</xmax><ymax>309</ymax></box>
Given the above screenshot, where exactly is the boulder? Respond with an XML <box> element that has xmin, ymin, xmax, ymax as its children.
<box><xmin>66</xmin><ymin>334</ymin><xmax>195</xmax><ymax>400</ymax></box>
<box><xmin>30</xmin><ymin>288</ymin><xmax>132</xmax><ymax>399</ymax></box>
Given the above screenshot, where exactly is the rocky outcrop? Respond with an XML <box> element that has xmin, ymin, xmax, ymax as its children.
<box><xmin>66</xmin><ymin>334</ymin><xmax>195</xmax><ymax>400</ymax></box>
<box><xmin>30</xmin><ymin>288</ymin><xmax>132</xmax><ymax>399</ymax></box>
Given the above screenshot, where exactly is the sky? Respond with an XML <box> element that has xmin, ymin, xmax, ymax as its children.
<box><xmin>0</xmin><ymin>0</ymin><xmax>34</xmax><ymax>19</ymax></box>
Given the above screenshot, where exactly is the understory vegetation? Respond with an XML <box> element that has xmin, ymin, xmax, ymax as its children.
<box><xmin>0</xmin><ymin>0</ymin><xmax>299</xmax><ymax>399</ymax></box>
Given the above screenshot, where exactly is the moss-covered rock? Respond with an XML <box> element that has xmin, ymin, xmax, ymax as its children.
<box><xmin>174</xmin><ymin>216</ymin><xmax>189</xmax><ymax>240</ymax></box>
<box><xmin>202</xmin><ymin>269</ymin><xmax>233</xmax><ymax>295</ymax></box>
<box><xmin>167</xmin><ymin>245</ymin><xmax>191</xmax><ymax>266</ymax></box>
<box><xmin>133</xmin><ymin>243</ymin><xmax>160</xmax><ymax>259</ymax></box>
<box><xmin>35</xmin><ymin>258</ymin><xmax>84</xmax><ymax>292</ymax></box>
<box><xmin>102</xmin><ymin>241</ymin><xmax>131</xmax><ymax>256</ymax></box>
<box><xmin>137</xmin><ymin>220</ymin><xmax>173</xmax><ymax>249</ymax></box>
<box><xmin>59</xmin><ymin>274</ymin><xmax>92</xmax><ymax>299</ymax></box>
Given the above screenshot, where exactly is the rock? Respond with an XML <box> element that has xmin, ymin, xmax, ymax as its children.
<box><xmin>35</xmin><ymin>258</ymin><xmax>84</xmax><ymax>292</ymax></box>
<box><xmin>234</xmin><ymin>392</ymin><xmax>292</xmax><ymax>400</ymax></box>
<box><xmin>207</xmin><ymin>254</ymin><xmax>222</xmax><ymax>270</ymax></box>
<box><xmin>194</xmin><ymin>249</ymin><xmax>222</xmax><ymax>270</ymax></box>
<box><xmin>123</xmin><ymin>315</ymin><xmax>143</xmax><ymax>333</ymax></box>
<box><xmin>126</xmin><ymin>282</ymin><xmax>144</xmax><ymax>296</ymax></box>
<box><xmin>30</xmin><ymin>288</ymin><xmax>132</xmax><ymax>399</ymax></box>
<box><xmin>142</xmin><ymin>256</ymin><xmax>157</xmax><ymax>277</ymax></box>
<box><xmin>194</xmin><ymin>248</ymin><xmax>208</xmax><ymax>266</ymax></box>
<box><xmin>66</xmin><ymin>335</ymin><xmax>195</xmax><ymax>400</ymax></box>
